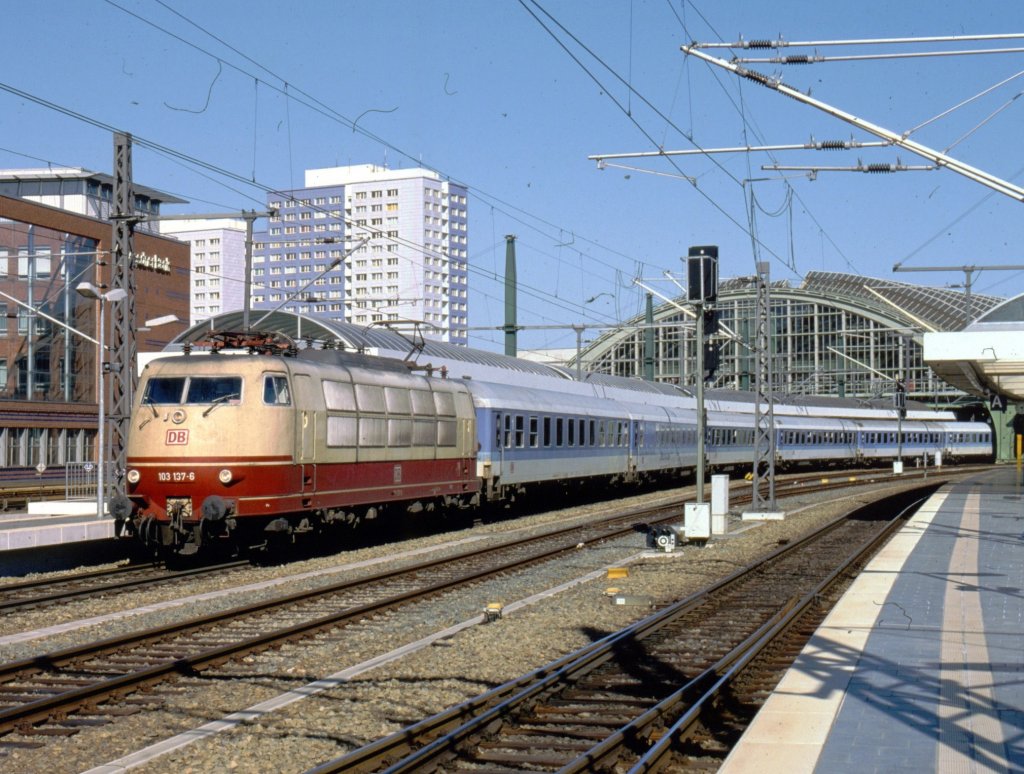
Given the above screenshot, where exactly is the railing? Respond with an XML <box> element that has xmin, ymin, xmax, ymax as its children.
<box><xmin>64</xmin><ymin>461</ymin><xmax>103</xmax><ymax>501</ymax></box>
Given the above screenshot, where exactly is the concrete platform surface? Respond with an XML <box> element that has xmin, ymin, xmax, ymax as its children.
<box><xmin>721</xmin><ymin>468</ymin><xmax>1023</xmax><ymax>773</ymax></box>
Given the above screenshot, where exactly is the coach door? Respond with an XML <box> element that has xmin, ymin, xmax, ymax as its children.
<box><xmin>292</xmin><ymin>374</ymin><xmax>317</xmax><ymax>465</ymax></box>
<box><xmin>629</xmin><ymin>418</ymin><xmax>639</xmax><ymax>474</ymax></box>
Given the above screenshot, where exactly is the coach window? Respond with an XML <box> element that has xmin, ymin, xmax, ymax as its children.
<box><xmin>589</xmin><ymin>419</ymin><xmax>596</xmax><ymax>446</ymax></box>
<box><xmin>495</xmin><ymin>413</ymin><xmax>502</xmax><ymax>447</ymax></box>
<box><xmin>263</xmin><ymin>374</ymin><xmax>290</xmax><ymax>405</ymax></box>
<box><xmin>568</xmin><ymin>418</ymin><xmax>576</xmax><ymax>447</ymax></box>
<box><xmin>515</xmin><ymin>415</ymin><xmax>525</xmax><ymax>448</ymax></box>
<box><xmin>556</xmin><ymin>417</ymin><xmax>564</xmax><ymax>447</ymax></box>
<box><xmin>529</xmin><ymin>416</ymin><xmax>539</xmax><ymax>448</ymax></box>
<box><xmin>543</xmin><ymin>416</ymin><xmax>551</xmax><ymax>446</ymax></box>
<box><xmin>504</xmin><ymin>414</ymin><xmax>513</xmax><ymax>448</ymax></box>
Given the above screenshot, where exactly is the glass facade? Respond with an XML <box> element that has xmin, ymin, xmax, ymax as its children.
<box><xmin>580</xmin><ymin>272</ymin><xmax>1004</xmax><ymax>403</ymax></box>
<box><xmin>0</xmin><ymin>217</ymin><xmax>101</xmax><ymax>468</ymax></box>
<box><xmin>0</xmin><ymin>218</ymin><xmax>98</xmax><ymax>403</ymax></box>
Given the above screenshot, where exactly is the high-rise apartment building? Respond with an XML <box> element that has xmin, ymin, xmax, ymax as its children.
<box><xmin>252</xmin><ymin>164</ymin><xmax>468</xmax><ymax>345</ymax></box>
<box><xmin>159</xmin><ymin>219</ymin><xmax>247</xmax><ymax>326</ymax></box>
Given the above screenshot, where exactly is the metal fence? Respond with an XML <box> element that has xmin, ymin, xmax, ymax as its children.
<box><xmin>64</xmin><ymin>461</ymin><xmax>104</xmax><ymax>501</ymax></box>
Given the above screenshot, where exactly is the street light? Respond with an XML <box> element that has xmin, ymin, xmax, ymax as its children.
<box><xmin>76</xmin><ymin>282</ymin><xmax>128</xmax><ymax>518</ymax></box>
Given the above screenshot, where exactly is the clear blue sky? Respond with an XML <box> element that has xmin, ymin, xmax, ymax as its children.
<box><xmin>3</xmin><ymin>1</ymin><xmax>1023</xmax><ymax>352</ymax></box>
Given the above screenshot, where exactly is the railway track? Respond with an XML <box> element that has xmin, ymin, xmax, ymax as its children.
<box><xmin>307</xmin><ymin>484</ymin><xmax>936</xmax><ymax>773</ymax></box>
<box><xmin>0</xmin><ymin>560</ymin><xmax>250</xmax><ymax>614</ymax></box>
<box><xmin>0</xmin><ymin>468</ymin><xmax>974</xmax><ymax>763</ymax></box>
<box><xmin>0</xmin><ymin>498</ymin><xmax>690</xmax><ymax>749</ymax></box>
<box><xmin>0</xmin><ymin>465</ymin><xmax>940</xmax><ymax>614</ymax></box>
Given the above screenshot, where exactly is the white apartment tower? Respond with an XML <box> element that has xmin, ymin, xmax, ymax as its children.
<box><xmin>253</xmin><ymin>164</ymin><xmax>469</xmax><ymax>345</ymax></box>
<box><xmin>160</xmin><ymin>219</ymin><xmax>247</xmax><ymax>327</ymax></box>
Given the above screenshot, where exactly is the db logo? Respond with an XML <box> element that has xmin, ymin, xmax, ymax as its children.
<box><xmin>165</xmin><ymin>429</ymin><xmax>190</xmax><ymax>445</ymax></box>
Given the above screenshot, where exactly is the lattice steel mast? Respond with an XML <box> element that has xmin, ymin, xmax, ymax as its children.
<box><xmin>110</xmin><ymin>132</ymin><xmax>138</xmax><ymax>490</ymax></box>
<box><xmin>750</xmin><ymin>261</ymin><xmax>777</xmax><ymax>512</ymax></box>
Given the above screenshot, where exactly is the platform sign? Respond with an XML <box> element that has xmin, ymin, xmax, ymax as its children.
<box><xmin>990</xmin><ymin>392</ymin><xmax>1007</xmax><ymax>412</ymax></box>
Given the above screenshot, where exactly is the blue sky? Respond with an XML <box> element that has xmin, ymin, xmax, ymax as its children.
<box><xmin>3</xmin><ymin>1</ymin><xmax>1023</xmax><ymax>352</ymax></box>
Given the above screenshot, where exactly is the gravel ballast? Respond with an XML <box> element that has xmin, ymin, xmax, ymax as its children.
<box><xmin>1</xmin><ymin>475</ymin><xmax>954</xmax><ymax>773</ymax></box>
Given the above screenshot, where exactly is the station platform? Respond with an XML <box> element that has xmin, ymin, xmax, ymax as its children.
<box><xmin>0</xmin><ymin>506</ymin><xmax>125</xmax><ymax>575</ymax></box>
<box><xmin>721</xmin><ymin>467</ymin><xmax>1024</xmax><ymax>773</ymax></box>
<box><xmin>0</xmin><ymin>510</ymin><xmax>113</xmax><ymax>553</ymax></box>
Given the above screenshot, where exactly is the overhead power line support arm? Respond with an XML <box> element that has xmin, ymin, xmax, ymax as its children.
<box><xmin>680</xmin><ymin>45</ymin><xmax>1024</xmax><ymax>204</ymax></box>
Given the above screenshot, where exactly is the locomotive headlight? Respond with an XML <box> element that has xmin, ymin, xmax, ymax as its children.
<box><xmin>126</xmin><ymin>469</ymin><xmax>141</xmax><ymax>485</ymax></box>
<box><xmin>218</xmin><ymin>468</ymin><xmax>233</xmax><ymax>484</ymax></box>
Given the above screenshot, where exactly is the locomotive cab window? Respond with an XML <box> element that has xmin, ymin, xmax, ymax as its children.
<box><xmin>263</xmin><ymin>375</ymin><xmax>290</xmax><ymax>405</ymax></box>
<box><xmin>186</xmin><ymin>376</ymin><xmax>242</xmax><ymax>404</ymax></box>
<box><xmin>143</xmin><ymin>376</ymin><xmax>186</xmax><ymax>404</ymax></box>
<box><xmin>143</xmin><ymin>375</ymin><xmax>242</xmax><ymax>405</ymax></box>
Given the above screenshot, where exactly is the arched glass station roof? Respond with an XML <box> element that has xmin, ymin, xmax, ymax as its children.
<box><xmin>574</xmin><ymin>271</ymin><xmax>1002</xmax><ymax>403</ymax></box>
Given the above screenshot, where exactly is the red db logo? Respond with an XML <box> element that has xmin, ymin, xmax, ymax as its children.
<box><xmin>165</xmin><ymin>429</ymin><xmax>190</xmax><ymax>445</ymax></box>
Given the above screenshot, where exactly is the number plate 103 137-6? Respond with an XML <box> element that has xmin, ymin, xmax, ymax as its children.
<box><xmin>157</xmin><ymin>471</ymin><xmax>196</xmax><ymax>483</ymax></box>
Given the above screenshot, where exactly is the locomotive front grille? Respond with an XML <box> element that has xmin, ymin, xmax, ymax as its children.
<box><xmin>166</xmin><ymin>497</ymin><xmax>194</xmax><ymax>520</ymax></box>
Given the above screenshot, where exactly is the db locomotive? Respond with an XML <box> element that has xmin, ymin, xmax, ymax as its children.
<box><xmin>114</xmin><ymin>332</ymin><xmax>991</xmax><ymax>556</ymax></box>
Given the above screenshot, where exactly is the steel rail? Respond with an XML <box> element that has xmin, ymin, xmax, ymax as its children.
<box><xmin>0</xmin><ymin>500</ymin><xmax>684</xmax><ymax>736</ymax></box>
<box><xmin>0</xmin><ymin>560</ymin><xmax>248</xmax><ymax>613</ymax></box>
<box><xmin>306</xmin><ymin>484</ymin><xmax>937</xmax><ymax>773</ymax></box>
<box><xmin>585</xmin><ymin>497</ymin><xmax>921</xmax><ymax>773</ymax></box>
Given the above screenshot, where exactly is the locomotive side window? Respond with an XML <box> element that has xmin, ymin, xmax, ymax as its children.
<box><xmin>186</xmin><ymin>376</ymin><xmax>242</xmax><ymax>404</ymax></box>
<box><xmin>433</xmin><ymin>391</ymin><xmax>456</xmax><ymax>417</ymax></box>
<box><xmin>263</xmin><ymin>375</ymin><xmax>291</xmax><ymax>405</ymax></box>
<box><xmin>384</xmin><ymin>387</ymin><xmax>411</xmax><ymax>414</ymax></box>
<box><xmin>411</xmin><ymin>390</ymin><xmax>435</xmax><ymax>415</ymax></box>
<box><xmin>327</xmin><ymin>416</ymin><xmax>357</xmax><ymax>446</ymax></box>
<box><xmin>358</xmin><ymin>417</ymin><xmax>386</xmax><ymax>447</ymax></box>
<box><xmin>389</xmin><ymin>419</ymin><xmax>412</xmax><ymax>447</ymax></box>
<box><xmin>413</xmin><ymin>419</ymin><xmax>435</xmax><ymax>446</ymax></box>
<box><xmin>143</xmin><ymin>377</ymin><xmax>186</xmax><ymax>404</ymax></box>
<box><xmin>323</xmin><ymin>380</ymin><xmax>356</xmax><ymax>411</ymax></box>
<box><xmin>437</xmin><ymin>420</ymin><xmax>457</xmax><ymax>447</ymax></box>
<box><xmin>355</xmin><ymin>384</ymin><xmax>386</xmax><ymax>413</ymax></box>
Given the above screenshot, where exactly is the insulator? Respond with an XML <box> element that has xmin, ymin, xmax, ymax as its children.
<box><xmin>783</xmin><ymin>55</ymin><xmax>810</xmax><ymax>64</ymax></box>
<box><xmin>742</xmin><ymin>69</ymin><xmax>773</xmax><ymax>87</ymax></box>
<box><xmin>866</xmin><ymin>163</ymin><xmax>895</xmax><ymax>173</ymax></box>
<box><xmin>746</xmin><ymin>39</ymin><xmax>774</xmax><ymax>49</ymax></box>
<box><xmin>819</xmin><ymin>140</ymin><xmax>846</xmax><ymax>151</ymax></box>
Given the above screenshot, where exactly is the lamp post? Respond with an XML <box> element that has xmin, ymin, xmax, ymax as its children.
<box><xmin>76</xmin><ymin>282</ymin><xmax>127</xmax><ymax>518</ymax></box>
